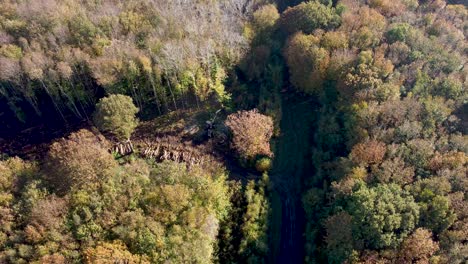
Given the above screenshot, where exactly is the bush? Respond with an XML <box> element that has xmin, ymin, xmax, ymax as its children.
<box><xmin>93</xmin><ymin>94</ymin><xmax>139</xmax><ymax>140</ymax></box>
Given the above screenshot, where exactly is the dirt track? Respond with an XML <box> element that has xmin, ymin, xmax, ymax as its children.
<box><xmin>269</xmin><ymin>95</ymin><xmax>317</xmax><ymax>263</ymax></box>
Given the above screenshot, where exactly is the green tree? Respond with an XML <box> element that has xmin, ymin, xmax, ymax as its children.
<box><xmin>239</xmin><ymin>174</ymin><xmax>270</xmax><ymax>263</ymax></box>
<box><xmin>320</xmin><ymin>31</ymin><xmax>348</xmax><ymax>50</ymax></box>
<box><xmin>419</xmin><ymin>195</ymin><xmax>456</xmax><ymax>235</ymax></box>
<box><xmin>347</xmin><ymin>182</ymin><xmax>419</xmax><ymax>249</ymax></box>
<box><xmin>280</xmin><ymin>1</ymin><xmax>341</xmax><ymax>35</ymax></box>
<box><xmin>251</xmin><ymin>4</ymin><xmax>280</xmax><ymax>44</ymax></box>
<box><xmin>113</xmin><ymin>161</ymin><xmax>230</xmax><ymax>263</ymax></box>
<box><xmin>93</xmin><ymin>94</ymin><xmax>139</xmax><ymax>140</ymax></box>
<box><xmin>387</xmin><ymin>23</ymin><xmax>412</xmax><ymax>43</ymax></box>
<box><xmin>0</xmin><ymin>158</ymin><xmax>38</xmax><ymax>253</ymax></box>
<box><xmin>216</xmin><ymin>181</ymin><xmax>244</xmax><ymax>263</ymax></box>
<box><xmin>255</xmin><ymin>157</ymin><xmax>272</xmax><ymax>172</ymax></box>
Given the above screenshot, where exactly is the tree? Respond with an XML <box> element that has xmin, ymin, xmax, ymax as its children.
<box><xmin>0</xmin><ymin>157</ymin><xmax>38</xmax><ymax>253</ymax></box>
<box><xmin>0</xmin><ymin>0</ymin><xmax>249</xmax><ymax>127</ymax></box>
<box><xmin>284</xmin><ymin>32</ymin><xmax>330</xmax><ymax>94</ymax></box>
<box><xmin>280</xmin><ymin>1</ymin><xmax>341</xmax><ymax>35</ymax></box>
<box><xmin>320</xmin><ymin>31</ymin><xmax>348</xmax><ymax>50</ymax></box>
<box><xmin>419</xmin><ymin>195</ymin><xmax>456</xmax><ymax>235</ymax></box>
<box><xmin>21</xmin><ymin>194</ymin><xmax>79</xmax><ymax>262</ymax></box>
<box><xmin>375</xmin><ymin>157</ymin><xmax>415</xmax><ymax>185</ymax></box>
<box><xmin>387</xmin><ymin>23</ymin><xmax>412</xmax><ymax>43</ymax></box>
<box><xmin>84</xmin><ymin>241</ymin><xmax>150</xmax><ymax>264</ymax></box>
<box><xmin>44</xmin><ymin>129</ymin><xmax>117</xmax><ymax>194</ymax></box>
<box><xmin>433</xmin><ymin>76</ymin><xmax>464</xmax><ymax>100</ymax></box>
<box><xmin>325</xmin><ymin>212</ymin><xmax>354</xmax><ymax>263</ymax></box>
<box><xmin>216</xmin><ymin>181</ymin><xmax>244</xmax><ymax>263</ymax></box>
<box><xmin>419</xmin><ymin>96</ymin><xmax>452</xmax><ymax>137</ymax></box>
<box><xmin>239</xmin><ymin>174</ymin><xmax>270</xmax><ymax>262</ymax></box>
<box><xmin>341</xmin><ymin>6</ymin><xmax>386</xmax><ymax>49</ymax></box>
<box><xmin>226</xmin><ymin>109</ymin><xmax>274</xmax><ymax>160</ymax></box>
<box><xmin>251</xmin><ymin>4</ymin><xmax>280</xmax><ymax>43</ymax></box>
<box><xmin>112</xmin><ymin>161</ymin><xmax>230</xmax><ymax>263</ymax></box>
<box><xmin>368</xmin><ymin>0</ymin><xmax>408</xmax><ymax>16</ymax></box>
<box><xmin>343</xmin><ymin>50</ymin><xmax>394</xmax><ymax>101</ymax></box>
<box><xmin>347</xmin><ymin>182</ymin><xmax>420</xmax><ymax>249</ymax></box>
<box><xmin>255</xmin><ymin>157</ymin><xmax>272</xmax><ymax>172</ymax></box>
<box><xmin>93</xmin><ymin>94</ymin><xmax>139</xmax><ymax>140</ymax></box>
<box><xmin>398</xmin><ymin>228</ymin><xmax>439</xmax><ymax>263</ymax></box>
<box><xmin>350</xmin><ymin>140</ymin><xmax>386</xmax><ymax>166</ymax></box>
<box><xmin>387</xmin><ymin>41</ymin><xmax>411</xmax><ymax>65</ymax></box>
<box><xmin>27</xmin><ymin>195</ymin><xmax>68</xmax><ymax>236</ymax></box>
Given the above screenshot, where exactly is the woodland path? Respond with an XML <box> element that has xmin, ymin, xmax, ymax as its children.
<box><xmin>269</xmin><ymin>95</ymin><xmax>317</xmax><ymax>263</ymax></box>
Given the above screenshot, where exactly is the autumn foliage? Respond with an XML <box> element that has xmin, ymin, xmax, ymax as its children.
<box><xmin>0</xmin><ymin>0</ymin><xmax>466</xmax><ymax>263</ymax></box>
<box><xmin>398</xmin><ymin>228</ymin><xmax>439</xmax><ymax>263</ymax></box>
<box><xmin>226</xmin><ymin>109</ymin><xmax>274</xmax><ymax>160</ymax></box>
<box><xmin>44</xmin><ymin>129</ymin><xmax>117</xmax><ymax>194</ymax></box>
<box><xmin>350</xmin><ymin>140</ymin><xmax>386</xmax><ymax>166</ymax></box>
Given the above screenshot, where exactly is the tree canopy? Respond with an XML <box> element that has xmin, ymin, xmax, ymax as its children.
<box><xmin>93</xmin><ymin>94</ymin><xmax>139</xmax><ymax>140</ymax></box>
<box><xmin>0</xmin><ymin>0</ymin><xmax>466</xmax><ymax>263</ymax></box>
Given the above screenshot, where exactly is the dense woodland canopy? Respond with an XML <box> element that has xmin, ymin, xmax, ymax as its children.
<box><xmin>0</xmin><ymin>0</ymin><xmax>467</xmax><ymax>263</ymax></box>
<box><xmin>0</xmin><ymin>0</ymin><xmax>266</xmax><ymax>132</ymax></box>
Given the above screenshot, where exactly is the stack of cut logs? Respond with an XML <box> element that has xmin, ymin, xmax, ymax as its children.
<box><xmin>111</xmin><ymin>140</ymin><xmax>134</xmax><ymax>156</ymax></box>
<box><xmin>142</xmin><ymin>143</ymin><xmax>208</xmax><ymax>166</ymax></box>
<box><xmin>139</xmin><ymin>137</ymin><xmax>217</xmax><ymax>167</ymax></box>
<box><xmin>110</xmin><ymin>136</ymin><xmax>220</xmax><ymax>168</ymax></box>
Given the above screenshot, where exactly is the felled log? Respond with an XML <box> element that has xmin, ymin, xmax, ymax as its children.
<box><xmin>111</xmin><ymin>140</ymin><xmax>134</xmax><ymax>156</ymax></box>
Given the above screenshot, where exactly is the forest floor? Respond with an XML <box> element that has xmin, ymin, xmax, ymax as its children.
<box><xmin>269</xmin><ymin>95</ymin><xmax>317</xmax><ymax>263</ymax></box>
<box><xmin>0</xmin><ymin>121</ymin><xmax>90</xmax><ymax>160</ymax></box>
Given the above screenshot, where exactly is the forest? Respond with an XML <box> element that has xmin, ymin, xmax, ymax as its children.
<box><xmin>0</xmin><ymin>0</ymin><xmax>466</xmax><ymax>263</ymax></box>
